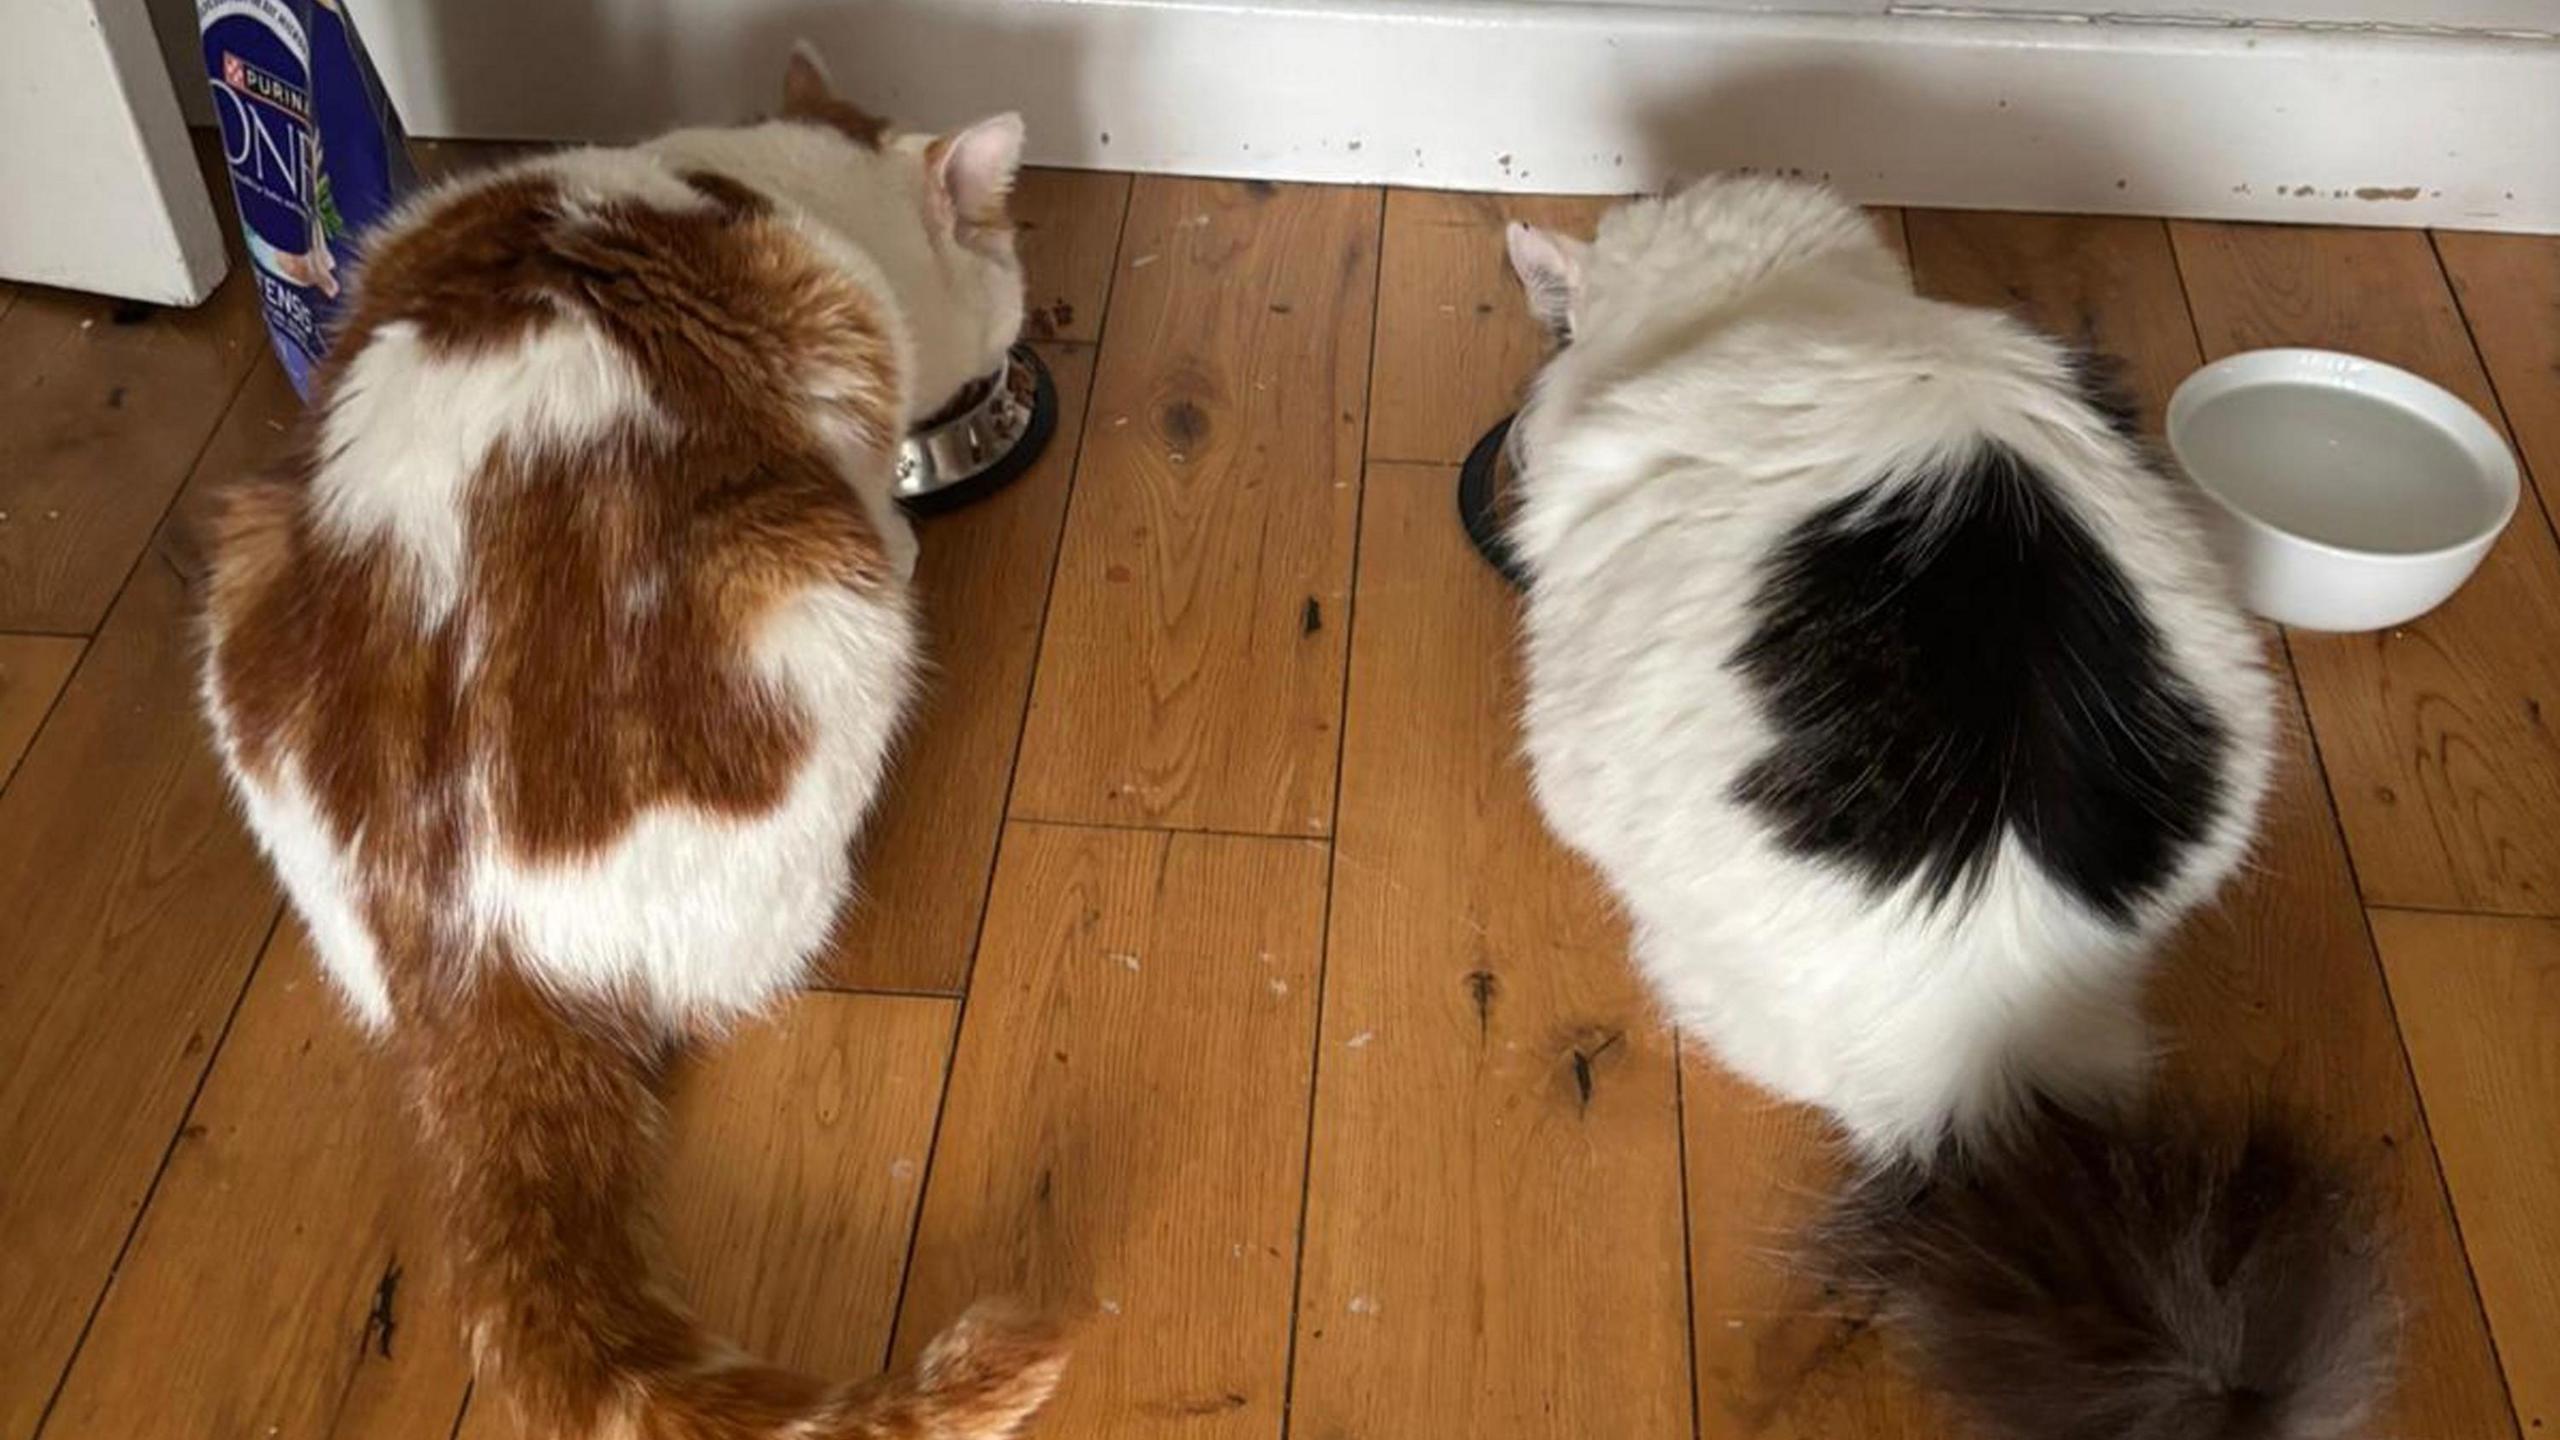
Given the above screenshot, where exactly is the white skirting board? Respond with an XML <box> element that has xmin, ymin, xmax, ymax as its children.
<box><xmin>157</xmin><ymin>0</ymin><xmax>2560</xmax><ymax>232</ymax></box>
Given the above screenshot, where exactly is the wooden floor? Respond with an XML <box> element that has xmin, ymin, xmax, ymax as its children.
<box><xmin>2</xmin><ymin>141</ymin><xmax>2557</xmax><ymax>1440</ymax></box>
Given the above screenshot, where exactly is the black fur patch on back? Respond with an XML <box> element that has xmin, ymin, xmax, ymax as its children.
<box><xmin>1729</xmin><ymin>444</ymin><xmax>2223</xmax><ymax>921</ymax></box>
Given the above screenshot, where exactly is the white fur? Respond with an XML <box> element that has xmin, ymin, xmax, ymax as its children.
<box><xmin>1507</xmin><ymin>175</ymin><xmax>2276</xmax><ymax>1160</ymax></box>
<box><xmin>224</xmin><ymin>750</ymin><xmax>399</xmax><ymax>1028</ymax></box>
<box><xmin>471</xmin><ymin>584</ymin><xmax>918</xmax><ymax>1026</ymax></box>
<box><xmin>316</xmin><ymin>317</ymin><xmax>664</xmax><ymax>619</ymax></box>
<box><xmin>534</xmin><ymin>146</ymin><xmax>720</xmax><ymax>217</ymax></box>
<box><xmin>644</xmin><ymin>119</ymin><xmax>1026</xmax><ymax>425</ymax></box>
<box><xmin>198</xmin><ymin>646</ymin><xmax>399</xmax><ymax>1029</ymax></box>
<box><xmin>207</xmin><ymin>103</ymin><xmax>1025</xmax><ymax>1033</ymax></box>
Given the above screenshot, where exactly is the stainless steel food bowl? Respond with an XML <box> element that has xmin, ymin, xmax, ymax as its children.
<box><xmin>1457</xmin><ymin>413</ymin><xmax>1531</xmax><ymax>589</ymax></box>
<box><xmin>894</xmin><ymin>344</ymin><xmax>1058</xmax><ymax>513</ymax></box>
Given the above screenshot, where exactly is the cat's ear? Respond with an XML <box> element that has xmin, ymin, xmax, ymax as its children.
<box><xmin>1506</xmin><ymin>222</ymin><xmax>1587</xmax><ymax>341</ymax></box>
<box><xmin>780</xmin><ymin>41</ymin><xmax>891</xmax><ymax>144</ymax></box>
<box><xmin>782</xmin><ymin>41</ymin><xmax>835</xmax><ymax>114</ymax></box>
<box><xmin>927</xmin><ymin>113</ymin><xmax>1026</xmax><ymax>238</ymax></box>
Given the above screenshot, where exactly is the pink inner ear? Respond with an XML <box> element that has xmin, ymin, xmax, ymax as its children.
<box><xmin>1503</xmin><ymin>223</ymin><xmax>1575</xmax><ymax>291</ymax></box>
<box><xmin>783</xmin><ymin>43</ymin><xmax>833</xmax><ymax>111</ymax></box>
<box><xmin>936</xmin><ymin>114</ymin><xmax>1026</xmax><ymax>228</ymax></box>
<box><xmin>1504</xmin><ymin>223</ymin><xmax>1585</xmax><ymax>334</ymax></box>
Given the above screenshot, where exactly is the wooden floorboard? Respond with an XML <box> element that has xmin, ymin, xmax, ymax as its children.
<box><xmin>0</xmin><ymin>362</ymin><xmax>300</xmax><ymax>1439</ymax></box>
<box><xmin>0</xmin><ymin>259</ymin><xmax>263</xmax><ymax>634</ymax></box>
<box><xmin>1290</xmin><ymin>459</ymin><xmax>1692</xmax><ymax>1439</ymax></box>
<box><xmin>1366</xmin><ymin>190</ymin><xmax>1618</xmax><ymax>467</ymax></box>
<box><xmin>1009</xmin><ymin>179</ymin><xmax>1377</xmax><ymax>836</ymax></box>
<box><xmin>9</xmin><ymin>159</ymin><xmax>2556</xmax><ymax>1440</ymax></box>
<box><xmin>39</xmin><ymin>928</ymin><xmax>470</xmax><ymax>1440</ymax></box>
<box><xmin>1014</xmin><ymin>170</ymin><xmax>1135</xmax><ymax>347</ymax></box>
<box><xmin>0</xmin><ymin>135</ymin><xmax>266</xmax><ymax>636</ymax></box>
<box><xmin>651</xmin><ymin>993</ymin><xmax>957</xmax><ymax>1378</ymax></box>
<box><xmin>2373</xmin><ymin>909</ymin><xmax>2560</xmax><ymax>1436</ymax></box>
<box><xmin>891</xmin><ymin>823</ymin><xmax>1328</xmax><ymax>1437</ymax></box>
<box><xmin>452</xmin><ymin>991</ymin><xmax>958</xmax><ymax>1440</ymax></box>
<box><xmin>0</xmin><ymin>634</ymin><xmax>83</xmax><ymax>785</ymax></box>
<box><xmin>2434</xmin><ymin>230</ymin><xmax>2560</xmax><ymax>535</ymax></box>
<box><xmin>1904</xmin><ymin>210</ymin><xmax>2193</xmax><ymax>427</ymax></box>
<box><xmin>1869</xmin><ymin>209</ymin><xmax>1910</xmax><ymax>268</ymax></box>
<box><xmin>2156</xmin><ymin>672</ymin><xmax>2521</xmax><ymax>1438</ymax></box>
<box><xmin>2173</xmin><ymin>222</ymin><xmax>2560</xmax><ymax>918</ymax></box>
<box><xmin>1684</xmin><ymin>1062</ymin><xmax>1952</xmax><ymax>1440</ymax></box>
<box><xmin>820</xmin><ymin>345</ymin><xmax>1097</xmax><ymax>994</ymax></box>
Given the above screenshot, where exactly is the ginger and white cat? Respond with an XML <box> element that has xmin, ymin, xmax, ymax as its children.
<box><xmin>200</xmin><ymin>51</ymin><xmax>1062</xmax><ymax>1440</ymax></box>
<box><xmin>1504</xmin><ymin>176</ymin><xmax>2392</xmax><ymax>1439</ymax></box>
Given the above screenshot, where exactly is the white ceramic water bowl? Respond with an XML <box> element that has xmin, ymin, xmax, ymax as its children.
<box><xmin>2165</xmin><ymin>348</ymin><xmax>2518</xmax><ymax>633</ymax></box>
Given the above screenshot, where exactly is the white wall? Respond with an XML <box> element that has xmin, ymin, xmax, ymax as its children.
<box><xmin>148</xmin><ymin>0</ymin><xmax>2560</xmax><ymax>232</ymax></box>
<box><xmin>1917</xmin><ymin>0</ymin><xmax>2554</xmax><ymax>30</ymax></box>
<box><xmin>1545</xmin><ymin>0</ymin><xmax>2554</xmax><ymax>21</ymax></box>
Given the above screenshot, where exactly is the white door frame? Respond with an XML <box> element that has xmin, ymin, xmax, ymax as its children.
<box><xmin>4</xmin><ymin>0</ymin><xmax>224</xmax><ymax>303</ymax></box>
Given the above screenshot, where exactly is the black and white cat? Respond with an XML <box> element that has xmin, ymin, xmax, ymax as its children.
<box><xmin>1503</xmin><ymin>175</ymin><xmax>2393</xmax><ymax>1439</ymax></box>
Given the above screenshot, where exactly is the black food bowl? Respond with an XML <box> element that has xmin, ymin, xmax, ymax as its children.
<box><xmin>1457</xmin><ymin>413</ymin><xmax>1531</xmax><ymax>590</ymax></box>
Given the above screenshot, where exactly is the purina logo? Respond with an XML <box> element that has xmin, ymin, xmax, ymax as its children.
<box><xmin>211</xmin><ymin>44</ymin><xmax>312</xmax><ymax>215</ymax></box>
<box><xmin>220</xmin><ymin>50</ymin><xmax>310</xmax><ymax>124</ymax></box>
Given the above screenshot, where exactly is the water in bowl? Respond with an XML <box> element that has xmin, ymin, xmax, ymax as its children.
<box><xmin>2176</xmin><ymin>382</ymin><xmax>2500</xmax><ymax>554</ymax></box>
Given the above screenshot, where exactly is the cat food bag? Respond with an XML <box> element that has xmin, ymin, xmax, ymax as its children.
<box><xmin>199</xmin><ymin>0</ymin><xmax>417</xmax><ymax>399</ymax></box>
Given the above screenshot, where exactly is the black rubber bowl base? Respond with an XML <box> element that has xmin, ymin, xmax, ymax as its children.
<box><xmin>1457</xmin><ymin>413</ymin><xmax>1531</xmax><ymax>591</ymax></box>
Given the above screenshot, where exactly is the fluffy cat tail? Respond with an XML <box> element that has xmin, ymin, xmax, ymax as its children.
<box><xmin>407</xmin><ymin>961</ymin><xmax>1065</xmax><ymax>1440</ymax></box>
<box><xmin>1813</xmin><ymin>1102</ymin><xmax>2395</xmax><ymax>1440</ymax></box>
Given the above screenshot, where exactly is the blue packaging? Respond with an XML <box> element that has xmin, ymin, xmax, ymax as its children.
<box><xmin>199</xmin><ymin>0</ymin><xmax>416</xmax><ymax>399</ymax></box>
